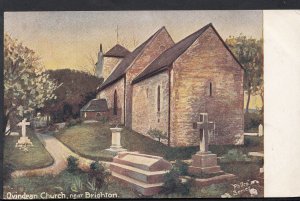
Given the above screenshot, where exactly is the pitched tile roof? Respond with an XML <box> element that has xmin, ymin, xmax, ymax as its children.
<box><xmin>80</xmin><ymin>99</ymin><xmax>108</xmax><ymax>112</ymax></box>
<box><xmin>104</xmin><ymin>44</ymin><xmax>131</xmax><ymax>58</ymax></box>
<box><xmin>132</xmin><ymin>23</ymin><xmax>244</xmax><ymax>84</ymax></box>
<box><xmin>98</xmin><ymin>27</ymin><xmax>167</xmax><ymax>91</ymax></box>
<box><xmin>132</xmin><ymin>23</ymin><xmax>212</xmax><ymax>84</ymax></box>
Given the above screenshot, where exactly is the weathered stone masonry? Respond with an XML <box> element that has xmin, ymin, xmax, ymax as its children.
<box><xmin>132</xmin><ymin>71</ymin><xmax>169</xmax><ymax>137</ymax></box>
<box><xmin>96</xmin><ymin>24</ymin><xmax>244</xmax><ymax>147</ymax></box>
<box><xmin>98</xmin><ymin>78</ymin><xmax>125</xmax><ymax>124</ymax></box>
<box><xmin>170</xmin><ymin>26</ymin><xmax>244</xmax><ymax>146</ymax></box>
<box><xmin>125</xmin><ymin>28</ymin><xmax>174</xmax><ymax>128</ymax></box>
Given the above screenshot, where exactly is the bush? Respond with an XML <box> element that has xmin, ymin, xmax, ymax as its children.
<box><xmin>174</xmin><ymin>160</ymin><xmax>189</xmax><ymax>176</ymax></box>
<box><xmin>221</xmin><ymin>149</ymin><xmax>251</xmax><ymax>163</ymax></box>
<box><xmin>75</xmin><ymin>118</ymin><xmax>82</xmax><ymax>124</ymax></box>
<box><xmin>244</xmin><ymin>136</ymin><xmax>263</xmax><ymax>147</ymax></box>
<box><xmin>88</xmin><ymin>161</ymin><xmax>109</xmax><ymax>189</ymax></box>
<box><xmin>66</xmin><ymin>118</ymin><xmax>82</xmax><ymax>127</ymax></box>
<box><xmin>68</xmin><ymin>119</ymin><xmax>77</xmax><ymax>127</ymax></box>
<box><xmin>99</xmin><ymin>116</ymin><xmax>108</xmax><ymax>124</ymax></box>
<box><xmin>147</xmin><ymin>128</ymin><xmax>167</xmax><ymax>142</ymax></box>
<box><xmin>244</xmin><ymin>112</ymin><xmax>263</xmax><ymax>132</ymax></box>
<box><xmin>163</xmin><ymin>166</ymin><xmax>191</xmax><ymax>195</ymax></box>
<box><xmin>67</xmin><ymin>156</ymin><xmax>79</xmax><ymax>172</ymax></box>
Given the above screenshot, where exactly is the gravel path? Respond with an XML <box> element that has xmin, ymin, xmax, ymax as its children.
<box><xmin>11</xmin><ymin>132</ymin><xmax>110</xmax><ymax>178</ymax></box>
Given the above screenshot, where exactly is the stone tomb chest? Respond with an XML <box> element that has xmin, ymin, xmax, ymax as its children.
<box><xmin>110</xmin><ymin>152</ymin><xmax>171</xmax><ymax>196</ymax></box>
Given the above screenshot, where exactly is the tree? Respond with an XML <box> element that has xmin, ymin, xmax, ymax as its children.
<box><xmin>42</xmin><ymin>69</ymin><xmax>103</xmax><ymax>122</ymax></box>
<box><xmin>82</xmin><ymin>52</ymin><xmax>97</xmax><ymax>76</ymax></box>
<box><xmin>4</xmin><ymin>33</ymin><xmax>59</xmax><ymax>135</ymax></box>
<box><xmin>226</xmin><ymin>35</ymin><xmax>263</xmax><ymax>113</ymax></box>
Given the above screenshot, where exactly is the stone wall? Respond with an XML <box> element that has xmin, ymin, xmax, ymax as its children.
<box><xmin>170</xmin><ymin>26</ymin><xmax>244</xmax><ymax>147</ymax></box>
<box><xmin>102</xmin><ymin>57</ymin><xmax>122</xmax><ymax>81</ymax></box>
<box><xmin>97</xmin><ymin>78</ymin><xmax>125</xmax><ymax>124</ymax></box>
<box><xmin>125</xmin><ymin>28</ymin><xmax>174</xmax><ymax>128</ymax></box>
<box><xmin>132</xmin><ymin>71</ymin><xmax>169</xmax><ymax>138</ymax></box>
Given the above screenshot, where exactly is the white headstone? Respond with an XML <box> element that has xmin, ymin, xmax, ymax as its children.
<box><xmin>18</xmin><ymin>118</ymin><xmax>30</xmax><ymax>138</ymax></box>
<box><xmin>258</xmin><ymin>124</ymin><xmax>263</xmax><ymax>136</ymax></box>
<box><xmin>16</xmin><ymin>118</ymin><xmax>33</xmax><ymax>150</ymax></box>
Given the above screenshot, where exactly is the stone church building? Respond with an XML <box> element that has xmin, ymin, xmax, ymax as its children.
<box><xmin>92</xmin><ymin>23</ymin><xmax>244</xmax><ymax>147</ymax></box>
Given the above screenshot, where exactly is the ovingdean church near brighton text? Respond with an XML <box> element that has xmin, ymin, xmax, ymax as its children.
<box><xmin>80</xmin><ymin>23</ymin><xmax>244</xmax><ymax>147</ymax></box>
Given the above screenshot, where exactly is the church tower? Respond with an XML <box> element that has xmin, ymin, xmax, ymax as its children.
<box><xmin>95</xmin><ymin>44</ymin><xmax>104</xmax><ymax>78</ymax></box>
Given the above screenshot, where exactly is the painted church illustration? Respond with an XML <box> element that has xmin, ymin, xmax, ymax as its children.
<box><xmin>80</xmin><ymin>23</ymin><xmax>244</xmax><ymax>147</ymax></box>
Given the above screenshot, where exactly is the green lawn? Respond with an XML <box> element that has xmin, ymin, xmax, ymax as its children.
<box><xmin>55</xmin><ymin>122</ymin><xmax>198</xmax><ymax>161</ymax></box>
<box><xmin>4</xmin><ymin>167</ymin><xmax>263</xmax><ymax>199</ymax></box>
<box><xmin>4</xmin><ymin>122</ymin><xmax>263</xmax><ymax>198</ymax></box>
<box><xmin>55</xmin><ymin>122</ymin><xmax>263</xmax><ymax>162</ymax></box>
<box><xmin>4</xmin><ymin>128</ymin><xmax>54</xmax><ymax>170</ymax></box>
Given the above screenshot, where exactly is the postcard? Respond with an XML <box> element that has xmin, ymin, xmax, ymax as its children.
<box><xmin>3</xmin><ymin>10</ymin><xmax>265</xmax><ymax>198</ymax></box>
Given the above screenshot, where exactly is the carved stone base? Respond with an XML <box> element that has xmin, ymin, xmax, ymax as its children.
<box><xmin>106</xmin><ymin>145</ymin><xmax>127</xmax><ymax>153</ymax></box>
<box><xmin>188</xmin><ymin>151</ymin><xmax>223</xmax><ymax>175</ymax></box>
<box><xmin>192</xmin><ymin>173</ymin><xmax>236</xmax><ymax>187</ymax></box>
<box><xmin>15</xmin><ymin>137</ymin><xmax>33</xmax><ymax>147</ymax></box>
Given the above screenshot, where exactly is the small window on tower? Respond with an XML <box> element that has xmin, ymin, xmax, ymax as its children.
<box><xmin>209</xmin><ymin>82</ymin><xmax>213</xmax><ymax>96</ymax></box>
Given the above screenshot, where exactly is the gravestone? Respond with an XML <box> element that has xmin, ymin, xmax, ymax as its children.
<box><xmin>258</xmin><ymin>124</ymin><xmax>263</xmax><ymax>136</ymax></box>
<box><xmin>188</xmin><ymin>113</ymin><xmax>236</xmax><ymax>186</ymax></box>
<box><xmin>106</xmin><ymin>127</ymin><xmax>127</xmax><ymax>152</ymax></box>
<box><xmin>15</xmin><ymin>118</ymin><xmax>33</xmax><ymax>151</ymax></box>
<box><xmin>110</xmin><ymin>152</ymin><xmax>171</xmax><ymax>196</ymax></box>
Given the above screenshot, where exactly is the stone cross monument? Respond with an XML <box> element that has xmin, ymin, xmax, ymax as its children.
<box><xmin>16</xmin><ymin>118</ymin><xmax>33</xmax><ymax>150</ymax></box>
<box><xmin>18</xmin><ymin>118</ymin><xmax>30</xmax><ymax>138</ymax></box>
<box><xmin>197</xmin><ymin>113</ymin><xmax>215</xmax><ymax>153</ymax></box>
<box><xmin>187</xmin><ymin>113</ymin><xmax>236</xmax><ymax>186</ymax></box>
<box><xmin>188</xmin><ymin>113</ymin><xmax>222</xmax><ymax>175</ymax></box>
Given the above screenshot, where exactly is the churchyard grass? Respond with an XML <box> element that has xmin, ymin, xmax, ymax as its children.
<box><xmin>3</xmin><ymin>169</ymin><xmax>137</xmax><ymax>199</ymax></box>
<box><xmin>55</xmin><ymin>123</ymin><xmax>116</xmax><ymax>161</ymax></box>
<box><xmin>55</xmin><ymin>122</ymin><xmax>263</xmax><ymax>162</ymax></box>
<box><xmin>55</xmin><ymin>122</ymin><xmax>198</xmax><ymax>161</ymax></box>
<box><xmin>3</xmin><ymin>122</ymin><xmax>263</xmax><ymax>198</ymax></box>
<box><xmin>4</xmin><ymin>128</ymin><xmax>54</xmax><ymax>170</ymax></box>
<box><xmin>3</xmin><ymin>163</ymin><xmax>262</xmax><ymax>198</ymax></box>
<box><xmin>210</xmin><ymin>135</ymin><xmax>263</xmax><ymax>155</ymax></box>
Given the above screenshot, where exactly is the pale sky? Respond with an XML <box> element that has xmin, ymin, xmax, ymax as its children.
<box><xmin>4</xmin><ymin>11</ymin><xmax>262</xmax><ymax>71</ymax></box>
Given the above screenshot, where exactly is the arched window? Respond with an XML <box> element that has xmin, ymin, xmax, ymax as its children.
<box><xmin>157</xmin><ymin>85</ymin><xmax>160</xmax><ymax>112</ymax></box>
<box><xmin>209</xmin><ymin>82</ymin><xmax>213</xmax><ymax>96</ymax></box>
<box><xmin>113</xmin><ymin>90</ymin><xmax>118</xmax><ymax>115</ymax></box>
